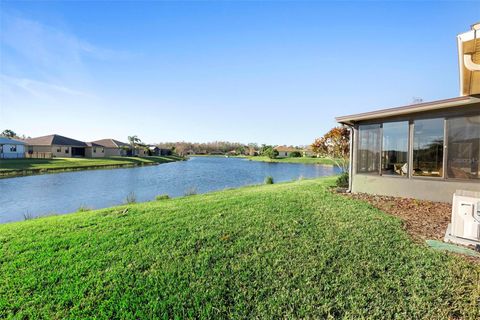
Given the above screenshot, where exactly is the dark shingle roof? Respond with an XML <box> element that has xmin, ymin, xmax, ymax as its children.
<box><xmin>91</xmin><ymin>139</ymin><xmax>129</xmax><ymax>148</ymax></box>
<box><xmin>24</xmin><ymin>134</ymin><xmax>87</xmax><ymax>147</ymax></box>
<box><xmin>85</xmin><ymin>142</ymin><xmax>103</xmax><ymax>147</ymax></box>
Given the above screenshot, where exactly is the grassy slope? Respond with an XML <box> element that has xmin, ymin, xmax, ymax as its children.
<box><xmin>247</xmin><ymin>156</ymin><xmax>336</xmax><ymax>165</ymax></box>
<box><xmin>0</xmin><ymin>156</ymin><xmax>183</xmax><ymax>176</ymax></box>
<box><xmin>1</xmin><ymin>178</ymin><xmax>479</xmax><ymax>319</ymax></box>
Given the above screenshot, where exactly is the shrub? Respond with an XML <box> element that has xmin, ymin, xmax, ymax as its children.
<box><xmin>263</xmin><ymin>147</ymin><xmax>279</xmax><ymax>159</ymax></box>
<box><xmin>336</xmin><ymin>172</ymin><xmax>349</xmax><ymax>188</ymax></box>
<box><xmin>22</xmin><ymin>212</ymin><xmax>33</xmax><ymax>221</ymax></box>
<box><xmin>77</xmin><ymin>205</ymin><xmax>91</xmax><ymax>212</ymax></box>
<box><xmin>264</xmin><ymin>176</ymin><xmax>274</xmax><ymax>184</ymax></box>
<box><xmin>288</xmin><ymin>151</ymin><xmax>302</xmax><ymax>158</ymax></box>
<box><xmin>124</xmin><ymin>192</ymin><xmax>137</xmax><ymax>204</ymax></box>
<box><xmin>184</xmin><ymin>187</ymin><xmax>198</xmax><ymax>196</ymax></box>
<box><xmin>155</xmin><ymin>194</ymin><xmax>170</xmax><ymax>201</ymax></box>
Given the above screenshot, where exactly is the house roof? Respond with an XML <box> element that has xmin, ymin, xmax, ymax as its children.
<box><xmin>0</xmin><ymin>137</ymin><xmax>26</xmax><ymax>145</ymax></box>
<box><xmin>91</xmin><ymin>139</ymin><xmax>129</xmax><ymax>148</ymax></box>
<box><xmin>24</xmin><ymin>134</ymin><xmax>87</xmax><ymax>147</ymax></box>
<box><xmin>85</xmin><ymin>142</ymin><xmax>103</xmax><ymax>147</ymax></box>
<box><xmin>274</xmin><ymin>146</ymin><xmax>299</xmax><ymax>152</ymax></box>
<box><xmin>336</xmin><ymin>96</ymin><xmax>480</xmax><ymax>125</ymax></box>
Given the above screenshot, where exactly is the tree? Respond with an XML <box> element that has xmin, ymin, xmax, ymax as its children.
<box><xmin>263</xmin><ymin>147</ymin><xmax>279</xmax><ymax>159</ymax></box>
<box><xmin>127</xmin><ymin>135</ymin><xmax>142</xmax><ymax>156</ymax></box>
<box><xmin>311</xmin><ymin>126</ymin><xmax>350</xmax><ymax>173</ymax></box>
<box><xmin>1</xmin><ymin>129</ymin><xmax>17</xmax><ymax>138</ymax></box>
<box><xmin>247</xmin><ymin>143</ymin><xmax>258</xmax><ymax>156</ymax></box>
<box><xmin>174</xmin><ymin>143</ymin><xmax>189</xmax><ymax>156</ymax></box>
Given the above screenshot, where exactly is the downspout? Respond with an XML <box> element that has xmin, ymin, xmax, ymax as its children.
<box><xmin>347</xmin><ymin>124</ymin><xmax>354</xmax><ymax>193</ymax></box>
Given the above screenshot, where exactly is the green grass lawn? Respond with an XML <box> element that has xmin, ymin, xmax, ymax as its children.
<box><xmin>0</xmin><ymin>156</ymin><xmax>183</xmax><ymax>177</ymax></box>
<box><xmin>247</xmin><ymin>156</ymin><xmax>337</xmax><ymax>165</ymax></box>
<box><xmin>1</xmin><ymin>178</ymin><xmax>479</xmax><ymax>319</ymax></box>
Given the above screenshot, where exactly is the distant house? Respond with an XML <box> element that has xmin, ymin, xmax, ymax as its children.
<box><xmin>134</xmin><ymin>145</ymin><xmax>148</xmax><ymax>157</ymax></box>
<box><xmin>148</xmin><ymin>146</ymin><xmax>172</xmax><ymax>156</ymax></box>
<box><xmin>274</xmin><ymin>146</ymin><xmax>299</xmax><ymax>157</ymax></box>
<box><xmin>24</xmin><ymin>134</ymin><xmax>87</xmax><ymax>158</ymax></box>
<box><xmin>302</xmin><ymin>146</ymin><xmax>317</xmax><ymax>157</ymax></box>
<box><xmin>85</xmin><ymin>142</ymin><xmax>106</xmax><ymax>158</ymax></box>
<box><xmin>227</xmin><ymin>150</ymin><xmax>238</xmax><ymax>156</ymax></box>
<box><xmin>0</xmin><ymin>137</ymin><xmax>26</xmax><ymax>159</ymax></box>
<box><xmin>89</xmin><ymin>139</ymin><xmax>129</xmax><ymax>157</ymax></box>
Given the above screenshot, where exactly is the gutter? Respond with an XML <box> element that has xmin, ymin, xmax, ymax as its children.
<box><xmin>346</xmin><ymin>125</ymin><xmax>354</xmax><ymax>193</ymax></box>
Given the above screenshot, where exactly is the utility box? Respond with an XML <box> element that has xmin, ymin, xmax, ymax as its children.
<box><xmin>445</xmin><ymin>190</ymin><xmax>480</xmax><ymax>247</ymax></box>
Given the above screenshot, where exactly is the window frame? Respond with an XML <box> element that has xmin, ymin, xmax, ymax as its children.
<box><xmin>380</xmin><ymin>120</ymin><xmax>410</xmax><ymax>178</ymax></box>
<box><xmin>444</xmin><ymin>114</ymin><xmax>480</xmax><ymax>181</ymax></box>
<box><xmin>355</xmin><ymin>112</ymin><xmax>479</xmax><ymax>183</ymax></box>
<box><xmin>356</xmin><ymin>123</ymin><xmax>382</xmax><ymax>175</ymax></box>
<box><xmin>411</xmin><ymin>117</ymin><xmax>446</xmax><ymax>180</ymax></box>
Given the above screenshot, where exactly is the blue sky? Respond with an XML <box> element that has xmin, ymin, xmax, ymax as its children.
<box><xmin>0</xmin><ymin>1</ymin><xmax>479</xmax><ymax>145</ymax></box>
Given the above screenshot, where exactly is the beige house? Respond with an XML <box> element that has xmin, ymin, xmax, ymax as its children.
<box><xmin>302</xmin><ymin>146</ymin><xmax>317</xmax><ymax>157</ymax></box>
<box><xmin>88</xmin><ymin>139</ymin><xmax>129</xmax><ymax>157</ymax></box>
<box><xmin>336</xmin><ymin>23</ymin><xmax>480</xmax><ymax>203</ymax></box>
<box><xmin>24</xmin><ymin>134</ymin><xmax>88</xmax><ymax>158</ymax></box>
<box><xmin>274</xmin><ymin>146</ymin><xmax>300</xmax><ymax>157</ymax></box>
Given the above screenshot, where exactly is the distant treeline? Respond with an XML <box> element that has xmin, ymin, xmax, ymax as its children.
<box><xmin>155</xmin><ymin>141</ymin><xmax>259</xmax><ymax>156</ymax></box>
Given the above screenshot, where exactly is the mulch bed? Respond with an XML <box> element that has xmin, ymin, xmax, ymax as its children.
<box><xmin>341</xmin><ymin>191</ymin><xmax>451</xmax><ymax>242</ymax></box>
<box><xmin>336</xmin><ymin>189</ymin><xmax>480</xmax><ymax>263</ymax></box>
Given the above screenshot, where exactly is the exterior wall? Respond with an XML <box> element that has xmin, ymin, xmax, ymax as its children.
<box><xmin>28</xmin><ymin>146</ymin><xmax>51</xmax><ymax>153</ymax></box>
<box><xmin>352</xmin><ymin>174</ymin><xmax>478</xmax><ymax>203</ymax></box>
<box><xmin>85</xmin><ymin>147</ymin><xmax>106</xmax><ymax>158</ymax></box>
<box><xmin>104</xmin><ymin>148</ymin><xmax>124</xmax><ymax>157</ymax></box>
<box><xmin>0</xmin><ymin>144</ymin><xmax>25</xmax><ymax>159</ymax></box>
<box><xmin>136</xmin><ymin>148</ymin><xmax>147</xmax><ymax>156</ymax></box>
<box><xmin>51</xmin><ymin>145</ymin><xmax>72</xmax><ymax>158</ymax></box>
<box><xmin>350</xmin><ymin>104</ymin><xmax>480</xmax><ymax>203</ymax></box>
<box><xmin>26</xmin><ymin>145</ymin><xmax>52</xmax><ymax>158</ymax></box>
<box><xmin>26</xmin><ymin>145</ymin><xmax>87</xmax><ymax>158</ymax></box>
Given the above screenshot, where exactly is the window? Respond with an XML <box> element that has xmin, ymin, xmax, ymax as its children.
<box><xmin>447</xmin><ymin>115</ymin><xmax>480</xmax><ymax>180</ymax></box>
<box><xmin>413</xmin><ymin>118</ymin><xmax>444</xmax><ymax>177</ymax></box>
<box><xmin>93</xmin><ymin>147</ymin><xmax>96</xmax><ymax>153</ymax></box>
<box><xmin>57</xmin><ymin>148</ymin><xmax>61</xmax><ymax>152</ymax></box>
<box><xmin>101</xmin><ymin>148</ymin><xmax>105</xmax><ymax>153</ymax></box>
<box><xmin>382</xmin><ymin>121</ymin><xmax>409</xmax><ymax>176</ymax></box>
<box><xmin>357</xmin><ymin>124</ymin><xmax>381</xmax><ymax>174</ymax></box>
<box><xmin>65</xmin><ymin>148</ymin><xmax>69</xmax><ymax>154</ymax></box>
<box><xmin>10</xmin><ymin>145</ymin><xmax>17</xmax><ymax>152</ymax></box>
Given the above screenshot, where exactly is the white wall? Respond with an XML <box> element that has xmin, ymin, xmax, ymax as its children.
<box><xmin>0</xmin><ymin>144</ymin><xmax>25</xmax><ymax>158</ymax></box>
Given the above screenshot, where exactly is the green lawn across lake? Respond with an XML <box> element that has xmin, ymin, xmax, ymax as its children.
<box><xmin>0</xmin><ymin>156</ymin><xmax>183</xmax><ymax>177</ymax></box>
<box><xmin>247</xmin><ymin>156</ymin><xmax>337</xmax><ymax>165</ymax></box>
<box><xmin>1</xmin><ymin>178</ymin><xmax>479</xmax><ymax>319</ymax></box>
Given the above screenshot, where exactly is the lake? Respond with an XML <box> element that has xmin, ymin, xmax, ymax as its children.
<box><xmin>0</xmin><ymin>157</ymin><xmax>340</xmax><ymax>223</ymax></box>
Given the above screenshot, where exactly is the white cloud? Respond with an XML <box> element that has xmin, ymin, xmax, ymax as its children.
<box><xmin>0</xmin><ymin>11</ymin><xmax>137</xmax><ymax>136</ymax></box>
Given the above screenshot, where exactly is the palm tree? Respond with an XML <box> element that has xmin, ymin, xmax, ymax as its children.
<box><xmin>127</xmin><ymin>135</ymin><xmax>142</xmax><ymax>156</ymax></box>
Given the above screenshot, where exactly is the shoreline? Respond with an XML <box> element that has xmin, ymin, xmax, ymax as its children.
<box><xmin>0</xmin><ymin>156</ymin><xmax>185</xmax><ymax>179</ymax></box>
<box><xmin>245</xmin><ymin>156</ymin><xmax>336</xmax><ymax>166</ymax></box>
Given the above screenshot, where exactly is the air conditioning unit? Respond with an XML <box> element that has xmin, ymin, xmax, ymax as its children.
<box><xmin>447</xmin><ymin>190</ymin><xmax>480</xmax><ymax>246</ymax></box>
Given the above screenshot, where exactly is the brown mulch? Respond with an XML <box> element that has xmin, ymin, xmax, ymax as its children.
<box><xmin>341</xmin><ymin>191</ymin><xmax>451</xmax><ymax>242</ymax></box>
<box><xmin>337</xmin><ymin>190</ymin><xmax>480</xmax><ymax>263</ymax></box>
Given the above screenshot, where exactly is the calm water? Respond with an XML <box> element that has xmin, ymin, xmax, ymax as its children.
<box><xmin>0</xmin><ymin>157</ymin><xmax>339</xmax><ymax>223</ymax></box>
